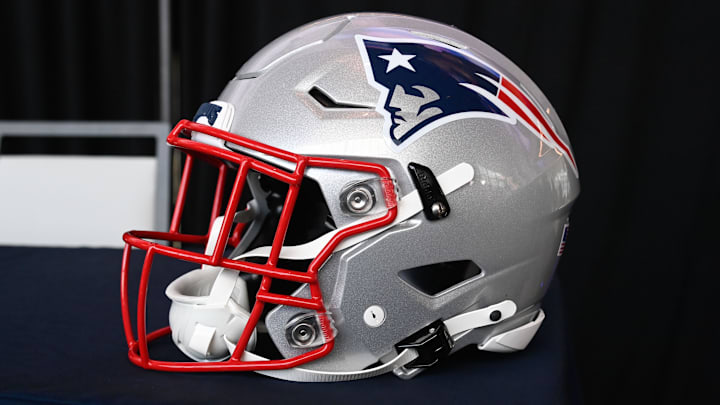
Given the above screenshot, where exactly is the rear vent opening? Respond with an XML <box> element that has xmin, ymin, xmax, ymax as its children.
<box><xmin>398</xmin><ymin>260</ymin><xmax>482</xmax><ymax>296</ymax></box>
<box><xmin>309</xmin><ymin>87</ymin><xmax>371</xmax><ymax>109</ymax></box>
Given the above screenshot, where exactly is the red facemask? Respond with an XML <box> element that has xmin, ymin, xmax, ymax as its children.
<box><xmin>120</xmin><ymin>119</ymin><xmax>397</xmax><ymax>372</ymax></box>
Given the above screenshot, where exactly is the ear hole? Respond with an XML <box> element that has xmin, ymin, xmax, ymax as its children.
<box><xmin>398</xmin><ymin>260</ymin><xmax>482</xmax><ymax>296</ymax></box>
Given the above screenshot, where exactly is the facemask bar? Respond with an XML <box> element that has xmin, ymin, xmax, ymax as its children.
<box><xmin>120</xmin><ymin>119</ymin><xmax>398</xmax><ymax>372</ymax></box>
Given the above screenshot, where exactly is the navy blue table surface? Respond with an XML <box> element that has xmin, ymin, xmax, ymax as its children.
<box><xmin>0</xmin><ymin>246</ymin><xmax>578</xmax><ymax>404</ymax></box>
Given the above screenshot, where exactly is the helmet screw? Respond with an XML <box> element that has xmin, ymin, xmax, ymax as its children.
<box><xmin>345</xmin><ymin>186</ymin><xmax>374</xmax><ymax>214</ymax></box>
<box><xmin>289</xmin><ymin>322</ymin><xmax>318</xmax><ymax>347</ymax></box>
<box><xmin>489</xmin><ymin>310</ymin><xmax>502</xmax><ymax>322</ymax></box>
<box><xmin>431</xmin><ymin>202</ymin><xmax>448</xmax><ymax>218</ymax></box>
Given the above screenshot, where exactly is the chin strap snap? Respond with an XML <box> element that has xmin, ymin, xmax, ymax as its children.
<box><xmin>392</xmin><ymin>300</ymin><xmax>518</xmax><ymax>380</ymax></box>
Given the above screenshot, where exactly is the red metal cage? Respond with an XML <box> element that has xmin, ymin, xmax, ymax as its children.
<box><xmin>120</xmin><ymin>120</ymin><xmax>398</xmax><ymax>371</ymax></box>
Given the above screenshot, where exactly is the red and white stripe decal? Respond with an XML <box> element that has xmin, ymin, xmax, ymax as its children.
<box><xmin>498</xmin><ymin>77</ymin><xmax>577</xmax><ymax>172</ymax></box>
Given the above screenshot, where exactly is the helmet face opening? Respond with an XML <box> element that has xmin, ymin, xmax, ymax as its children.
<box><xmin>120</xmin><ymin>119</ymin><xmax>398</xmax><ymax>371</ymax></box>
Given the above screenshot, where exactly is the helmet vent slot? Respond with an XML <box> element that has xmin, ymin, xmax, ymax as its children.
<box><xmin>398</xmin><ymin>260</ymin><xmax>482</xmax><ymax>296</ymax></box>
<box><xmin>308</xmin><ymin>87</ymin><xmax>372</xmax><ymax>109</ymax></box>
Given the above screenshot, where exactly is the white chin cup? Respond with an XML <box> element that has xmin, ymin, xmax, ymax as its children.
<box><xmin>166</xmin><ymin>267</ymin><xmax>256</xmax><ymax>361</ymax></box>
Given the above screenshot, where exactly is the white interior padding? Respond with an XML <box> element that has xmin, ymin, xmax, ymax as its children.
<box><xmin>201</xmin><ymin>216</ymin><xmax>226</xmax><ymax>271</ymax></box>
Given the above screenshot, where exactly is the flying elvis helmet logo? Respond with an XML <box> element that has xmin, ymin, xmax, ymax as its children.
<box><xmin>355</xmin><ymin>35</ymin><xmax>577</xmax><ymax>175</ymax></box>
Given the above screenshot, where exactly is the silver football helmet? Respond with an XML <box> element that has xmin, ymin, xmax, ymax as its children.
<box><xmin>121</xmin><ymin>12</ymin><xmax>579</xmax><ymax>382</ymax></box>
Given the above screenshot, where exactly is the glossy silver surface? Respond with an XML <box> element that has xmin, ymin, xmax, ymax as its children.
<box><xmin>214</xmin><ymin>13</ymin><xmax>579</xmax><ymax>373</ymax></box>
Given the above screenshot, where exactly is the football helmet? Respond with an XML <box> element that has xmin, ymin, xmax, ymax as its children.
<box><xmin>121</xmin><ymin>12</ymin><xmax>579</xmax><ymax>382</ymax></box>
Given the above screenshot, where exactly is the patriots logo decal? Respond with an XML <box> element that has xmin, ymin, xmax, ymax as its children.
<box><xmin>355</xmin><ymin>35</ymin><xmax>577</xmax><ymax>175</ymax></box>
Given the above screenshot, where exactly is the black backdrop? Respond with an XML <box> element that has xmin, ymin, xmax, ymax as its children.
<box><xmin>1</xmin><ymin>1</ymin><xmax>718</xmax><ymax>403</ymax></box>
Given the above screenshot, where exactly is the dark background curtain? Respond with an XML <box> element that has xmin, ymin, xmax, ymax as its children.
<box><xmin>1</xmin><ymin>1</ymin><xmax>717</xmax><ymax>403</ymax></box>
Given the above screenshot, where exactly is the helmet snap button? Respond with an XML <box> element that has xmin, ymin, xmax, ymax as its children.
<box><xmin>363</xmin><ymin>305</ymin><xmax>386</xmax><ymax>327</ymax></box>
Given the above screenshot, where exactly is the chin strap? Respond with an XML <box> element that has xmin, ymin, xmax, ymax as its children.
<box><xmin>227</xmin><ymin>300</ymin><xmax>530</xmax><ymax>382</ymax></box>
